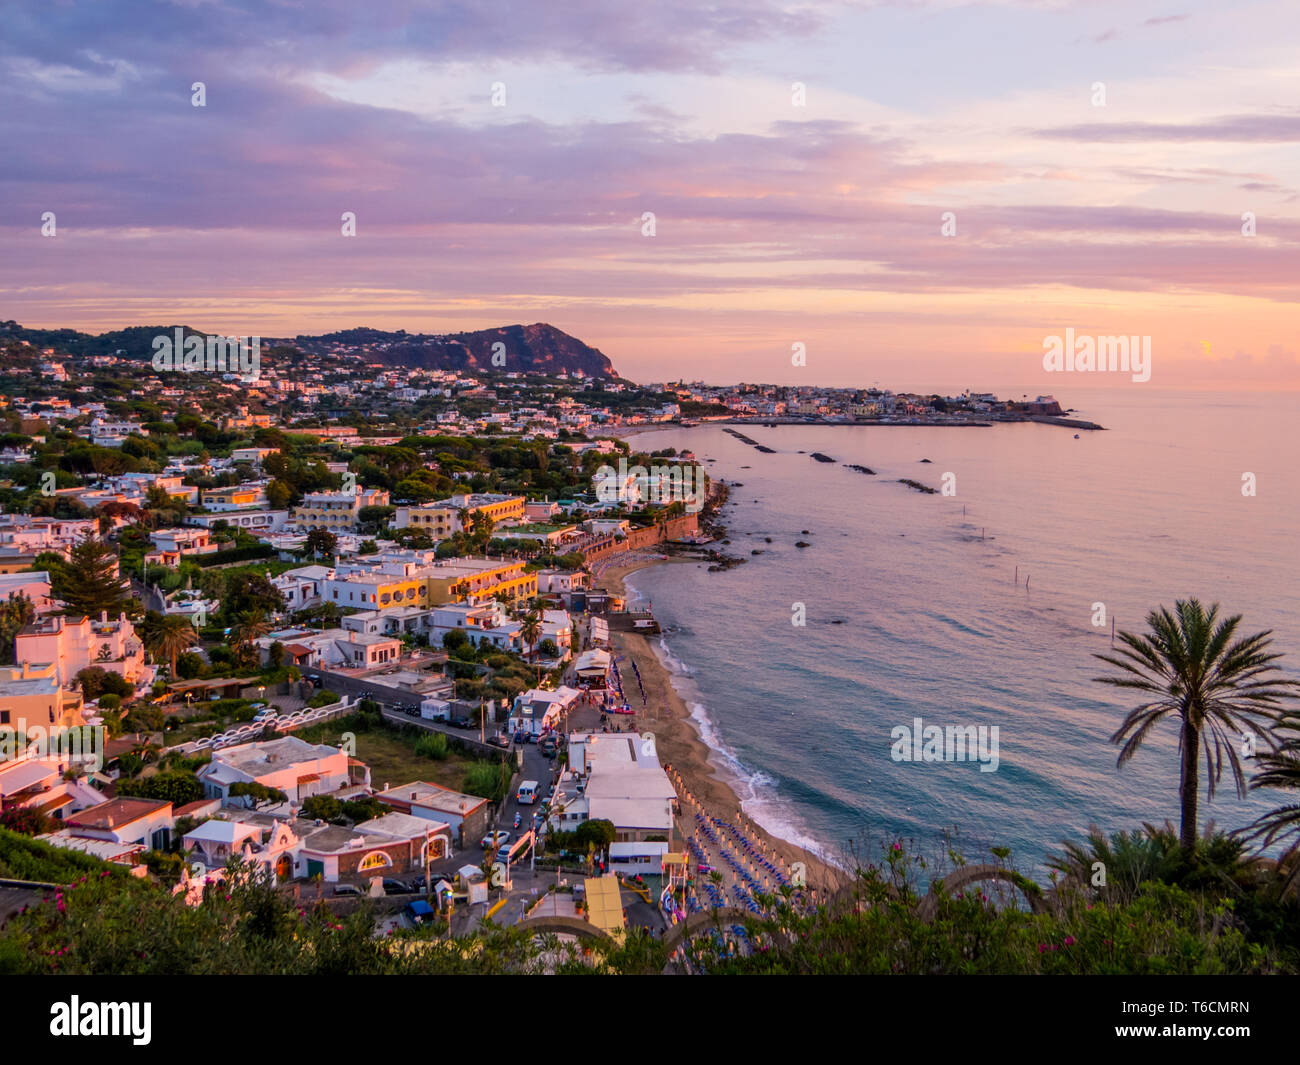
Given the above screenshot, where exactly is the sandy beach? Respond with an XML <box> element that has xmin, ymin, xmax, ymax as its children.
<box><xmin>595</xmin><ymin>555</ymin><xmax>846</xmax><ymax>897</ymax></box>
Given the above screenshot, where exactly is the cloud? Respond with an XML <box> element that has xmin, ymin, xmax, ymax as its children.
<box><xmin>1034</xmin><ymin>112</ymin><xmax>1300</xmax><ymax>143</ymax></box>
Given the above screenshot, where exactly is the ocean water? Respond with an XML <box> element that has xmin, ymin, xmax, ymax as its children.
<box><xmin>622</xmin><ymin>388</ymin><xmax>1300</xmax><ymax>873</ymax></box>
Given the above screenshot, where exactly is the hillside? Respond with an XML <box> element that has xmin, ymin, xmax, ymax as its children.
<box><xmin>0</xmin><ymin>320</ymin><xmax>620</xmax><ymax>378</ymax></box>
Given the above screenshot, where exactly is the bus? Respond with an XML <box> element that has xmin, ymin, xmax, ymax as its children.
<box><xmin>516</xmin><ymin>780</ymin><xmax>539</xmax><ymax>805</ymax></box>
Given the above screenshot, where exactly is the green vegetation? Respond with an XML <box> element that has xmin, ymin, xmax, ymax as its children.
<box><xmin>0</xmin><ymin>827</ymin><xmax>128</xmax><ymax>884</ymax></box>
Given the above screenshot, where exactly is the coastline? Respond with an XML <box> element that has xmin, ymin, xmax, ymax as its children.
<box><xmin>596</xmin><ymin>555</ymin><xmax>846</xmax><ymax>895</ymax></box>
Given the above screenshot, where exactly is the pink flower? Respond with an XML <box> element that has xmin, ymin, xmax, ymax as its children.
<box><xmin>1064</xmin><ymin>936</ymin><xmax>1075</xmax><ymax>947</ymax></box>
<box><xmin>1037</xmin><ymin>943</ymin><xmax>1047</xmax><ymax>953</ymax></box>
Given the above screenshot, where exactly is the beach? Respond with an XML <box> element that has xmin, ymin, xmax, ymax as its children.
<box><xmin>596</xmin><ymin>554</ymin><xmax>846</xmax><ymax>896</ymax></box>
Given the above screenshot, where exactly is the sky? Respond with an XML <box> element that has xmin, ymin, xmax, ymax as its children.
<box><xmin>2</xmin><ymin>0</ymin><xmax>1298</xmax><ymax>391</ymax></box>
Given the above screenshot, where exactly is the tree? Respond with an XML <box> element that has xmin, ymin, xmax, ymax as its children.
<box><xmin>304</xmin><ymin>528</ymin><xmax>337</xmax><ymax>560</ymax></box>
<box><xmin>1094</xmin><ymin>599</ymin><xmax>1299</xmax><ymax>857</ymax></box>
<box><xmin>228</xmin><ymin>609</ymin><xmax>272</xmax><ymax>666</ymax></box>
<box><xmin>223</xmin><ymin>573</ymin><xmax>284</xmax><ymax>618</ymax></box>
<box><xmin>58</xmin><ymin>533</ymin><xmax>129</xmax><ymax>618</ymax></box>
<box><xmin>520</xmin><ymin>611</ymin><xmax>542</xmax><ymax>663</ymax></box>
<box><xmin>146</xmin><ymin>614</ymin><xmax>200</xmax><ymax>677</ymax></box>
<box><xmin>76</xmin><ymin>666</ymin><xmax>132</xmax><ymax>702</ymax></box>
<box><xmin>117</xmin><ymin>771</ymin><xmax>204</xmax><ymax>805</ymax></box>
<box><xmin>0</xmin><ymin>591</ymin><xmax>35</xmax><ymax>664</ymax></box>
<box><xmin>1241</xmin><ymin>716</ymin><xmax>1300</xmax><ymax>890</ymax></box>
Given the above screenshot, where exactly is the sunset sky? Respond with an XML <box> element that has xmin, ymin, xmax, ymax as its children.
<box><xmin>3</xmin><ymin>0</ymin><xmax>1298</xmax><ymax>390</ymax></box>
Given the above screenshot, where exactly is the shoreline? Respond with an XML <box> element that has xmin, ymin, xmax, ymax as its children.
<box><xmin>596</xmin><ymin>555</ymin><xmax>846</xmax><ymax>896</ymax></box>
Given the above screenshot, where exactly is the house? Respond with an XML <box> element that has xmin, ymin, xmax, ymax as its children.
<box><xmin>197</xmin><ymin>736</ymin><xmax>360</xmax><ymax>804</ymax></box>
<box><xmin>426</xmin><ymin>601</ymin><xmax>521</xmax><ymax>651</ymax></box>
<box><xmin>271</xmin><ymin>565</ymin><xmax>332</xmax><ymax>610</ymax></box>
<box><xmin>0</xmin><ymin>662</ymin><xmax>81</xmax><ymax>728</ymax></box>
<box><xmin>551</xmin><ymin>732</ymin><xmax>677</xmax><ymax>843</ymax></box>
<box><xmin>0</xmin><ymin>571</ymin><xmax>54</xmax><ymax>614</ymax></box>
<box><xmin>201</xmin><ymin>484</ymin><xmax>270</xmax><ymax>511</ymax></box>
<box><xmin>255</xmin><ymin>627</ymin><xmax>402</xmax><ymax>670</ymax></box>
<box><xmin>85</xmin><ymin>417</ymin><xmax>148</xmax><ymax>447</ymax></box>
<box><xmin>230</xmin><ymin>447</ymin><xmax>279</xmax><ymax>467</ymax></box>
<box><xmin>292</xmin><ymin>812</ymin><xmax>450</xmax><ymax>883</ymax></box>
<box><xmin>62</xmin><ymin>796</ymin><xmax>174</xmax><ymax>851</ymax></box>
<box><xmin>15</xmin><ymin>612</ymin><xmax>152</xmax><ymax>689</ymax></box>
<box><xmin>373</xmin><ymin>780</ymin><xmax>492</xmax><ymax>848</ymax></box>
<box><xmin>146</xmin><ymin>527</ymin><xmax>219</xmax><ymax>566</ymax></box>
<box><xmin>181</xmin><ymin>816</ymin><xmax>302</xmax><ymax>883</ymax></box>
<box><xmin>509</xmin><ymin>686</ymin><xmax>580</xmax><ymax>736</ymax></box>
<box><xmin>0</xmin><ymin>755</ymin><xmax>104</xmax><ymax>819</ymax></box>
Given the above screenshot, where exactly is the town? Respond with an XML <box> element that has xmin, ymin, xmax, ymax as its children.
<box><xmin>0</xmin><ymin>320</ymin><xmax>846</xmax><ymax>970</ymax></box>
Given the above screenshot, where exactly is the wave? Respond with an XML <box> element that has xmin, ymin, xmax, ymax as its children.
<box><xmin>647</xmin><ymin>627</ymin><xmax>843</xmax><ymax>868</ymax></box>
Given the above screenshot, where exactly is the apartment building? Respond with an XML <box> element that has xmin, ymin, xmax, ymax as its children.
<box><xmin>392</xmin><ymin>492</ymin><xmax>524</xmax><ymax>536</ymax></box>
<box><xmin>323</xmin><ymin>560</ymin><xmax>427</xmax><ymax>610</ymax></box>
<box><xmin>423</xmin><ymin>557</ymin><xmax>536</xmax><ymax>605</ymax></box>
<box><xmin>15</xmin><ymin>612</ymin><xmax>152</xmax><ymax>688</ymax></box>
<box><xmin>291</xmin><ymin>485</ymin><xmax>390</xmax><ymax>532</ymax></box>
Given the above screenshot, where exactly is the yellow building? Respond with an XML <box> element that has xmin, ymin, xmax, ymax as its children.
<box><xmin>202</xmin><ymin>485</ymin><xmax>268</xmax><ymax>510</ymax></box>
<box><xmin>0</xmin><ymin>662</ymin><xmax>83</xmax><ymax>729</ymax></box>
<box><xmin>394</xmin><ymin>494</ymin><xmax>525</xmax><ymax>537</ymax></box>
<box><xmin>324</xmin><ymin>571</ymin><xmax>427</xmax><ymax>610</ymax></box>
<box><xmin>393</xmin><ymin>505</ymin><xmax>462</xmax><ymax>537</ymax></box>
<box><xmin>424</xmin><ymin>558</ymin><xmax>536</xmax><ymax>605</ymax></box>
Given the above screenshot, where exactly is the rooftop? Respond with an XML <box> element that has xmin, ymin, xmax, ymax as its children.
<box><xmin>66</xmin><ymin>796</ymin><xmax>171</xmax><ymax>830</ymax></box>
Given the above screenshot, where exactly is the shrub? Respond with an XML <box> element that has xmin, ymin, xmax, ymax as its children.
<box><xmin>415</xmin><ymin>732</ymin><xmax>448</xmax><ymax>761</ymax></box>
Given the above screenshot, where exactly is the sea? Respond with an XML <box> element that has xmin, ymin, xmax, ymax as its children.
<box><xmin>621</xmin><ymin>387</ymin><xmax>1300</xmax><ymax>874</ymax></box>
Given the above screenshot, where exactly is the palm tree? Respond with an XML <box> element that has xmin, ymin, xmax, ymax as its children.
<box><xmin>148</xmin><ymin>614</ymin><xmax>200</xmax><ymax>677</ymax></box>
<box><xmin>520</xmin><ymin>610</ymin><xmax>542</xmax><ymax>664</ymax></box>
<box><xmin>228</xmin><ymin>609</ymin><xmax>273</xmax><ymax>666</ymax></box>
<box><xmin>1241</xmin><ymin>719</ymin><xmax>1300</xmax><ymax>890</ymax></box>
<box><xmin>1095</xmin><ymin>599</ymin><xmax>1299</xmax><ymax>857</ymax></box>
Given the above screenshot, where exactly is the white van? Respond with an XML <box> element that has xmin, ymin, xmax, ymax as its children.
<box><xmin>516</xmin><ymin>780</ymin><xmax>539</xmax><ymax>805</ymax></box>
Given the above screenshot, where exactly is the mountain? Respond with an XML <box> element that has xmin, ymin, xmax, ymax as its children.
<box><xmin>0</xmin><ymin>320</ymin><xmax>621</xmax><ymax>378</ymax></box>
<box><xmin>295</xmin><ymin>323</ymin><xmax>620</xmax><ymax>377</ymax></box>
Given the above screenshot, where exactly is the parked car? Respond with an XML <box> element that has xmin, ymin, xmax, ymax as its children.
<box><xmin>402</xmin><ymin>704</ymin><xmax>421</xmax><ymax>717</ymax></box>
<box><xmin>332</xmin><ymin>883</ymin><xmax>363</xmax><ymax>897</ymax></box>
<box><xmin>404</xmin><ymin>900</ymin><xmax>435</xmax><ymax>925</ymax></box>
<box><xmin>481</xmin><ymin>830</ymin><xmax>511</xmax><ymax>850</ymax></box>
<box><xmin>449</xmin><ymin>717</ymin><xmax>473</xmax><ymax>729</ymax></box>
<box><xmin>383</xmin><ymin>878</ymin><xmax>414</xmax><ymax>895</ymax></box>
<box><xmin>487</xmin><ymin>734</ymin><xmax>510</xmax><ymax>749</ymax></box>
